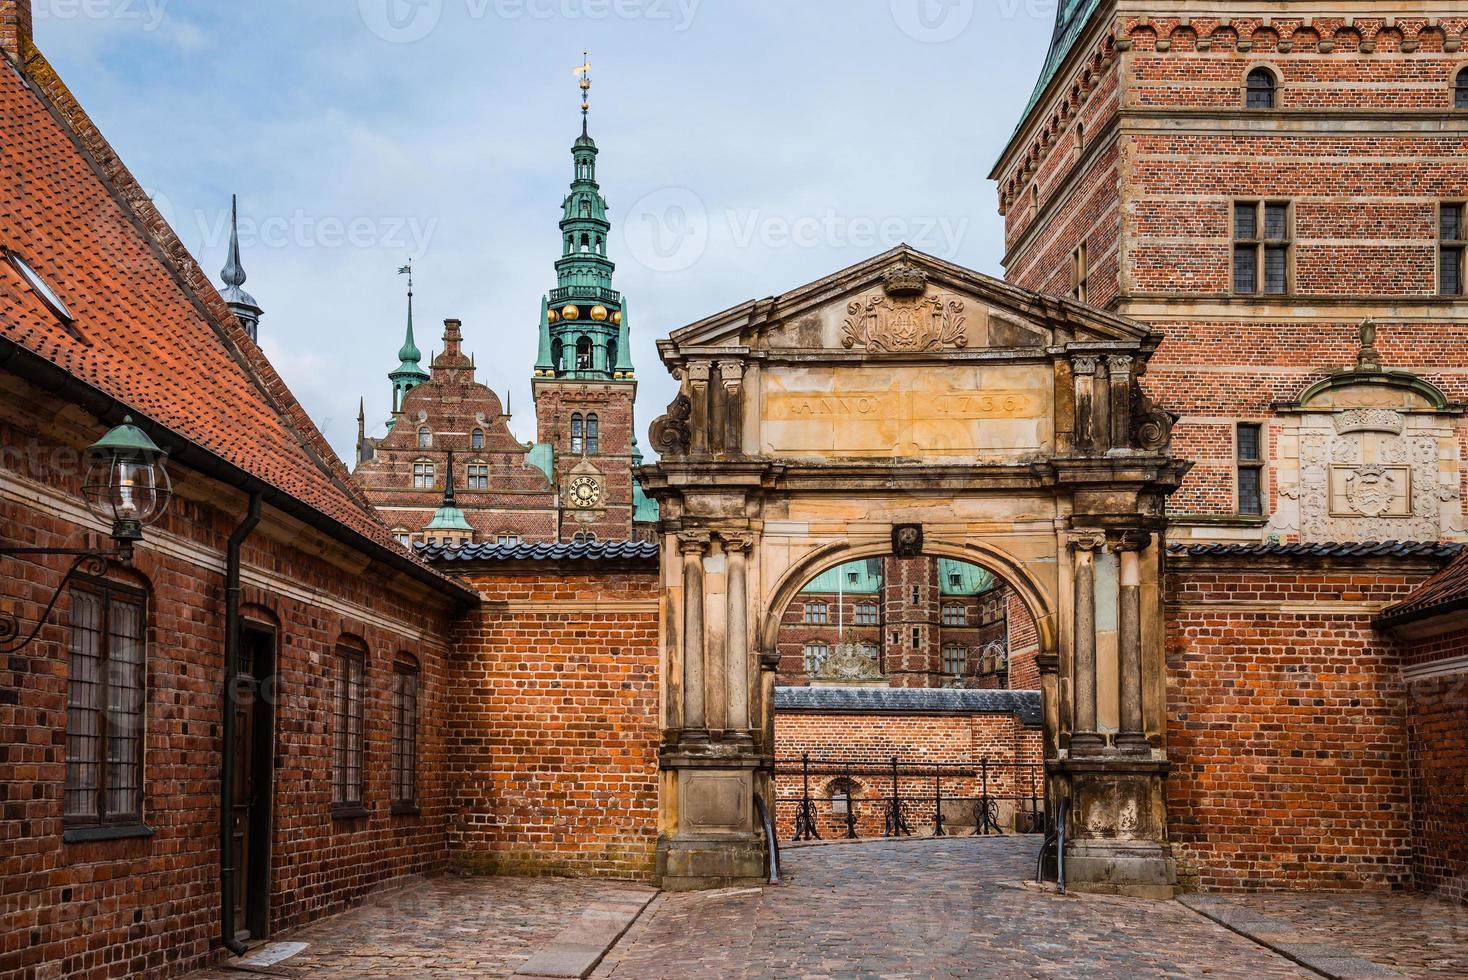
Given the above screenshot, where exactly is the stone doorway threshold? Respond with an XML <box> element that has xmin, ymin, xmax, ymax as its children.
<box><xmin>1180</xmin><ymin>895</ymin><xmax>1407</xmax><ymax>979</ymax></box>
<box><xmin>509</xmin><ymin>888</ymin><xmax>658</xmax><ymax>979</ymax></box>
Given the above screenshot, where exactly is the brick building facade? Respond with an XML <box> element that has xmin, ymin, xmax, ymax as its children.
<box><xmin>353</xmin><ymin>63</ymin><xmax>654</xmax><ymax>548</ymax></box>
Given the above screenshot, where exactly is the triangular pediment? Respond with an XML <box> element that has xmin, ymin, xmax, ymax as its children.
<box><xmin>663</xmin><ymin>245</ymin><xmax>1154</xmax><ymax>357</ymax></box>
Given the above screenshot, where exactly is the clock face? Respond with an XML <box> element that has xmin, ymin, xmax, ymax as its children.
<box><xmin>569</xmin><ymin>476</ymin><xmax>603</xmax><ymax>509</ymax></box>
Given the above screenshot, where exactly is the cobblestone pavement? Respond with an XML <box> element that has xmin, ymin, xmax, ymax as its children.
<box><xmin>593</xmin><ymin>836</ymin><xmax>1312</xmax><ymax>979</ymax></box>
<box><xmin>1188</xmin><ymin>891</ymin><xmax>1468</xmax><ymax>979</ymax></box>
<box><xmin>187</xmin><ymin>875</ymin><xmax>653</xmax><ymax>979</ymax></box>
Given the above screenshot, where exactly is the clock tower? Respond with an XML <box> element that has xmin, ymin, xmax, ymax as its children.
<box><xmin>532</xmin><ymin>58</ymin><xmax>639</xmax><ymax>542</ymax></box>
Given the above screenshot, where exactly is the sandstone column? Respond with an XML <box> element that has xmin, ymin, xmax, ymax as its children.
<box><xmin>1114</xmin><ymin>530</ymin><xmax>1150</xmax><ymax>754</ymax></box>
<box><xmin>1107</xmin><ymin>355</ymin><xmax>1133</xmax><ymax>451</ymax></box>
<box><xmin>679</xmin><ymin>532</ymin><xmax>709</xmax><ymax>739</ymax></box>
<box><xmin>1072</xmin><ymin>355</ymin><xmax>1099</xmax><ymax>451</ymax></box>
<box><xmin>1069</xmin><ymin>529</ymin><xmax>1106</xmax><ymax>756</ymax></box>
<box><xmin>724</xmin><ymin>535</ymin><xmax>751</xmax><ymax>734</ymax></box>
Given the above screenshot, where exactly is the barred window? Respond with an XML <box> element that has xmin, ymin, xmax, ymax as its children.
<box><xmin>942</xmin><ymin>644</ymin><xmax>967</xmax><ymax>677</ymax></box>
<box><xmin>586</xmin><ymin>413</ymin><xmax>600</xmax><ymax>455</ymax></box>
<box><xmin>1440</xmin><ymin>203</ymin><xmax>1465</xmax><ymax>297</ymax></box>
<box><xmin>855</xmin><ymin>602</ymin><xmax>878</xmax><ymax>626</ymax></box>
<box><xmin>1245</xmin><ymin>67</ymin><xmax>1277</xmax><ymax>109</ymax></box>
<box><xmin>1237</xmin><ymin>423</ymin><xmax>1265</xmax><ymax>516</ymax></box>
<box><xmin>466</xmin><ymin>464</ymin><xmax>489</xmax><ymax>490</ymax></box>
<box><xmin>1456</xmin><ymin>68</ymin><xmax>1468</xmax><ymax>110</ymax></box>
<box><xmin>571</xmin><ymin>413</ymin><xmax>584</xmax><ymax>454</ymax></box>
<box><xmin>942</xmin><ymin>603</ymin><xmax>967</xmax><ymax>626</ymax></box>
<box><xmin>392</xmin><ymin>658</ymin><xmax>419</xmax><ymax>809</ymax></box>
<box><xmin>471</xmin><ymin>428</ymin><xmax>484</xmax><ymax>450</ymax></box>
<box><xmin>803</xmin><ymin>642</ymin><xmax>828</xmax><ymax>673</ymax></box>
<box><xmin>332</xmin><ymin>642</ymin><xmax>366</xmax><ymax>812</ymax></box>
<box><xmin>1234</xmin><ymin>201</ymin><xmax>1291</xmax><ymax>295</ymax></box>
<box><xmin>828</xmin><ymin>778</ymin><xmax>858</xmax><ymax>816</ymax></box>
<box><xmin>803</xmin><ymin>601</ymin><xmax>828</xmax><ymax>625</ymax></box>
<box><xmin>412</xmin><ymin>462</ymin><xmax>434</xmax><ymax>490</ymax></box>
<box><xmin>66</xmin><ymin>581</ymin><xmax>146</xmax><ymax>827</ymax></box>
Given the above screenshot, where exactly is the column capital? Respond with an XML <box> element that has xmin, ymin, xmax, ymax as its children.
<box><xmin>1069</xmin><ymin>528</ymin><xmax>1108</xmax><ymax>552</ymax></box>
<box><xmin>718</xmin><ymin>360</ymin><xmax>745</xmax><ymax>392</ymax></box>
<box><xmin>1105</xmin><ymin>354</ymin><xmax>1134</xmax><ymax>376</ymax></box>
<box><xmin>1071</xmin><ymin>354</ymin><xmax>1100</xmax><ymax>376</ymax></box>
<box><xmin>720</xmin><ymin>532</ymin><xmax>753</xmax><ymax>554</ymax></box>
<box><xmin>678</xmin><ymin>531</ymin><xmax>712</xmax><ymax>555</ymax></box>
<box><xmin>1109</xmin><ymin>529</ymin><xmax>1152</xmax><ymax>553</ymax></box>
<box><xmin>685</xmin><ymin>360</ymin><xmax>712</xmax><ymax>386</ymax></box>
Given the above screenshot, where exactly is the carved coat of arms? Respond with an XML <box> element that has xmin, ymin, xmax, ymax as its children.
<box><xmin>841</xmin><ymin>267</ymin><xmax>967</xmax><ymax>353</ymax></box>
<box><xmin>1342</xmin><ymin>465</ymin><xmax>1398</xmax><ymax>518</ymax></box>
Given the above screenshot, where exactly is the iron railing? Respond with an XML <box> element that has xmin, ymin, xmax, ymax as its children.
<box><xmin>775</xmin><ymin>753</ymin><xmax>1045</xmax><ymax>842</ymax></box>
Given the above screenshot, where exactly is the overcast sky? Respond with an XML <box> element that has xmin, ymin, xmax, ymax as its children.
<box><xmin>34</xmin><ymin>0</ymin><xmax>1057</xmax><ymax>463</ymax></box>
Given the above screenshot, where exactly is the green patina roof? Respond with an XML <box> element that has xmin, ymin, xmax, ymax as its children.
<box><xmin>1016</xmin><ymin>0</ymin><xmax>1106</xmax><ymax>135</ymax></box>
<box><xmin>632</xmin><ymin>478</ymin><xmax>659</xmax><ymax>523</ymax></box>
<box><xmin>425</xmin><ymin>504</ymin><xmax>473</xmax><ymax>532</ymax></box>
<box><xmin>799</xmin><ymin>558</ymin><xmax>998</xmax><ymax>596</ymax></box>
<box><xmin>938</xmin><ymin>559</ymin><xmax>998</xmax><ymax>596</ymax></box>
<box><xmin>527</xmin><ymin>443</ymin><xmax>555</xmax><ymax>482</ymax></box>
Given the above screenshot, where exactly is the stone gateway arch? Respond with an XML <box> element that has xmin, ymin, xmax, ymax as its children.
<box><xmin>641</xmin><ymin>247</ymin><xmax>1191</xmax><ymax>894</ymax></box>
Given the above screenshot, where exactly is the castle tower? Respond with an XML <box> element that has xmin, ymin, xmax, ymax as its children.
<box><xmin>532</xmin><ymin>57</ymin><xmax>639</xmax><ymax>542</ymax></box>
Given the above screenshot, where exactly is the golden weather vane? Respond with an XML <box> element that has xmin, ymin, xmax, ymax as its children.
<box><xmin>576</xmin><ymin>53</ymin><xmax>592</xmax><ymax>125</ymax></box>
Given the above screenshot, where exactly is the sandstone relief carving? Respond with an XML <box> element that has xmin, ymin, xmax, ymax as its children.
<box><xmin>807</xmin><ymin>641</ymin><xmax>883</xmax><ymax>682</ymax></box>
<box><xmin>841</xmin><ymin>267</ymin><xmax>967</xmax><ymax>353</ymax></box>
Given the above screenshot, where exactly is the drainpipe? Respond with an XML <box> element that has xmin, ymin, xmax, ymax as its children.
<box><xmin>219</xmin><ymin>492</ymin><xmax>262</xmax><ymax>957</ymax></box>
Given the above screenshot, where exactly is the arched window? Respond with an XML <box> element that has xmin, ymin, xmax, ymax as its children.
<box><xmin>855</xmin><ymin>601</ymin><xmax>878</xmax><ymax>626</ymax></box>
<box><xmin>575</xmin><ymin>336</ymin><xmax>593</xmax><ymax>371</ymax></box>
<box><xmin>331</xmin><ymin>637</ymin><xmax>368</xmax><ymax>809</ymax></box>
<box><xmin>585</xmin><ymin>413</ymin><xmax>599</xmax><ymax>454</ymax></box>
<box><xmin>1245</xmin><ymin>67</ymin><xmax>1277</xmax><ymax>109</ymax></box>
<box><xmin>803</xmin><ymin>600</ymin><xmax>828</xmax><ymax>625</ymax></box>
<box><xmin>552</xmin><ymin>339</ymin><xmax>564</xmax><ymax>373</ymax></box>
<box><xmin>803</xmin><ymin>642</ymin><xmax>829</xmax><ymax>674</ymax></box>
<box><xmin>1457</xmin><ymin>67</ymin><xmax>1468</xmax><ymax>109</ymax></box>
<box><xmin>580</xmin><ymin>201</ymin><xmax>591</xmax><ymax>217</ymax></box>
<box><xmin>570</xmin><ymin>413</ymin><xmax>584</xmax><ymax>454</ymax></box>
<box><xmin>1075</xmin><ymin>120</ymin><xmax>1085</xmax><ymax>150</ymax></box>
<box><xmin>827</xmin><ymin>777</ymin><xmax>860</xmax><ymax>816</ymax></box>
<box><xmin>573</xmin><ymin>532</ymin><xmax>599</xmax><ymax>544</ymax></box>
<box><xmin>417</xmin><ymin>426</ymin><xmax>431</xmax><ymax>449</ymax></box>
<box><xmin>471</xmin><ymin>428</ymin><xmax>484</xmax><ymax>450</ymax></box>
<box><xmin>606</xmin><ymin>338</ymin><xmax>618</xmax><ymax>371</ymax></box>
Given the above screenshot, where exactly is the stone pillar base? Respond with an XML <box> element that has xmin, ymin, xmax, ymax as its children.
<box><xmin>656</xmin><ymin>835</ymin><xmax>767</xmax><ymax>891</ymax></box>
<box><xmin>1063</xmin><ymin>840</ymin><xmax>1177</xmax><ymax>899</ymax></box>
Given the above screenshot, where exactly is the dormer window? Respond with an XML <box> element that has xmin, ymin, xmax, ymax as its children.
<box><xmin>1245</xmin><ymin>67</ymin><xmax>1277</xmax><ymax>109</ymax></box>
<box><xmin>4</xmin><ymin>248</ymin><xmax>75</xmax><ymax>326</ymax></box>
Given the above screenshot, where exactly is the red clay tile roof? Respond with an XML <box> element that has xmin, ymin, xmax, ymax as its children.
<box><xmin>0</xmin><ymin>47</ymin><xmax>466</xmax><ymax>597</ymax></box>
<box><xmin>1378</xmin><ymin>550</ymin><xmax>1468</xmax><ymax>627</ymax></box>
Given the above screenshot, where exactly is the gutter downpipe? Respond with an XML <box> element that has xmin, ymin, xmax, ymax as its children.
<box><xmin>219</xmin><ymin>492</ymin><xmax>262</xmax><ymax>957</ymax></box>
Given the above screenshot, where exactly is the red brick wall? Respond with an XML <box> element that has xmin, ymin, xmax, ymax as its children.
<box><xmin>446</xmin><ymin>566</ymin><xmax>660</xmax><ymax>880</ymax></box>
<box><xmin>1403</xmin><ymin>626</ymin><xmax>1468</xmax><ymax>904</ymax></box>
<box><xmin>773</xmin><ymin>712</ymin><xmax>1044</xmax><ymax>839</ymax></box>
<box><xmin>0</xmin><ymin>392</ymin><xmax>461</xmax><ymax>979</ymax></box>
<box><xmin>1164</xmin><ymin>558</ymin><xmax>1432</xmax><ymax>891</ymax></box>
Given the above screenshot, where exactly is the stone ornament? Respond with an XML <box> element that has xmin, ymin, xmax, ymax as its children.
<box><xmin>892</xmin><ymin>523</ymin><xmax>923</xmax><ymax>557</ymax></box>
<box><xmin>808</xmin><ymin>641</ymin><xmax>882</xmax><ymax>682</ymax></box>
<box><xmin>650</xmin><ymin>392</ymin><xmax>693</xmax><ymax>456</ymax></box>
<box><xmin>1333</xmin><ymin>409</ymin><xmax>1404</xmax><ymax>436</ymax></box>
<box><xmin>841</xmin><ymin>276</ymin><xmax>967</xmax><ymax>353</ymax></box>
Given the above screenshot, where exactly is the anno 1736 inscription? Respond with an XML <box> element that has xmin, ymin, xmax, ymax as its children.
<box><xmin>760</xmin><ymin>365</ymin><xmax>1051</xmax><ymax>459</ymax></box>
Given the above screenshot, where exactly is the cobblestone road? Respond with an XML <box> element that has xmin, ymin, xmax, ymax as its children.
<box><xmin>593</xmin><ymin>836</ymin><xmax>1310</xmax><ymax>979</ymax></box>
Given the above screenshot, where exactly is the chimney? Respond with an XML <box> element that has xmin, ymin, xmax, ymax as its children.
<box><xmin>0</xmin><ymin>0</ymin><xmax>32</xmax><ymax>62</ymax></box>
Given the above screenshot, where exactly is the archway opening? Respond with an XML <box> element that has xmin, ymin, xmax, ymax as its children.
<box><xmin>769</xmin><ymin>553</ymin><xmax>1046</xmax><ymax>844</ymax></box>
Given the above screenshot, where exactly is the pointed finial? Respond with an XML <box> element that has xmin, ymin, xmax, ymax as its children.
<box><xmin>221</xmin><ymin>195</ymin><xmax>247</xmax><ymax>288</ymax></box>
<box><xmin>576</xmin><ymin>53</ymin><xmax>592</xmax><ymax>135</ymax></box>
<box><xmin>505</xmin><ymin>389</ymin><xmax>512</xmax><ymax>420</ymax></box>
<box><xmin>358</xmin><ymin>397</ymin><xmax>365</xmax><ymax>422</ymax></box>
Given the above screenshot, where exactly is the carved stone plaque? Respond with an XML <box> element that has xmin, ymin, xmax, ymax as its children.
<box><xmin>1329</xmin><ymin>464</ymin><xmax>1411</xmax><ymax>518</ymax></box>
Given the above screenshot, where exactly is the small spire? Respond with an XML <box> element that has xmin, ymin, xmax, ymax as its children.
<box><xmin>358</xmin><ymin>397</ymin><xmax>365</xmax><ymax>422</ymax></box>
<box><xmin>221</xmin><ymin>195</ymin><xmax>246</xmax><ymax>289</ymax></box>
<box><xmin>395</xmin><ymin>261</ymin><xmax>424</xmax><ymax>366</ymax></box>
<box><xmin>443</xmin><ymin>450</ymin><xmax>456</xmax><ymax>507</ymax></box>
<box><xmin>576</xmin><ymin>53</ymin><xmax>592</xmax><ymax>136</ymax></box>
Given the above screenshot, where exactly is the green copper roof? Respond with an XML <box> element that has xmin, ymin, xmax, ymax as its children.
<box><xmin>425</xmin><ymin>504</ymin><xmax>473</xmax><ymax>532</ymax></box>
<box><xmin>802</xmin><ymin>559</ymin><xmax>884</xmax><ymax>594</ymax></box>
<box><xmin>632</xmin><ymin>478</ymin><xmax>659</xmax><ymax>523</ymax></box>
<box><xmin>527</xmin><ymin>443</ymin><xmax>555</xmax><ymax>482</ymax></box>
<box><xmin>1016</xmin><ymin>0</ymin><xmax>1106</xmax><ymax>134</ymax></box>
<box><xmin>938</xmin><ymin>560</ymin><xmax>998</xmax><ymax>596</ymax></box>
